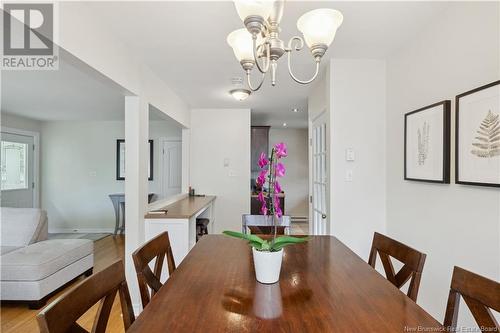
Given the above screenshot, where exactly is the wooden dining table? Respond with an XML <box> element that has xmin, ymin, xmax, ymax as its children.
<box><xmin>127</xmin><ymin>235</ymin><xmax>443</xmax><ymax>332</ymax></box>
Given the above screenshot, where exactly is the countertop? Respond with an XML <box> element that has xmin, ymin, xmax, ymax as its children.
<box><xmin>144</xmin><ymin>195</ymin><xmax>215</xmax><ymax>219</ymax></box>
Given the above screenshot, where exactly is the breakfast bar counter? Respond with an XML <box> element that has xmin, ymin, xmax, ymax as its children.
<box><xmin>144</xmin><ymin>195</ymin><xmax>216</xmax><ymax>219</ymax></box>
<box><xmin>144</xmin><ymin>195</ymin><xmax>216</xmax><ymax>266</ymax></box>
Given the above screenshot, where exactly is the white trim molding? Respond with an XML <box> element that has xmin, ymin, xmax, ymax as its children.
<box><xmin>1</xmin><ymin>126</ymin><xmax>41</xmax><ymax>208</ymax></box>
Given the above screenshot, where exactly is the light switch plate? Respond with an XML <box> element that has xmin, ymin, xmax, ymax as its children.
<box><xmin>346</xmin><ymin>148</ymin><xmax>355</xmax><ymax>161</ymax></box>
<box><xmin>224</xmin><ymin>158</ymin><xmax>230</xmax><ymax>167</ymax></box>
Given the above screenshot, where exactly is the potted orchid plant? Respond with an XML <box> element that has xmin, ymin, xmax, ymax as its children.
<box><xmin>223</xmin><ymin>142</ymin><xmax>308</xmax><ymax>284</ymax></box>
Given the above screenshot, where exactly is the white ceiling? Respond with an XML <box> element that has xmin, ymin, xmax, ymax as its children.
<box><xmin>86</xmin><ymin>1</ymin><xmax>450</xmax><ymax>128</ymax></box>
<box><xmin>1</xmin><ymin>56</ymin><xmax>126</xmax><ymax>121</ymax></box>
<box><xmin>2</xmin><ymin>1</ymin><xmax>450</xmax><ymax>127</ymax></box>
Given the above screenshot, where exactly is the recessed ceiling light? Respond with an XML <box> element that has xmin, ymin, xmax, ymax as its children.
<box><xmin>229</xmin><ymin>88</ymin><xmax>251</xmax><ymax>101</ymax></box>
<box><xmin>283</xmin><ymin>122</ymin><xmax>287</xmax><ymax>127</ymax></box>
<box><xmin>292</xmin><ymin>108</ymin><xmax>299</xmax><ymax>113</ymax></box>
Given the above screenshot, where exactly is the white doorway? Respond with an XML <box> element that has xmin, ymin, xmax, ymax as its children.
<box><xmin>310</xmin><ymin>111</ymin><xmax>329</xmax><ymax>235</ymax></box>
<box><xmin>160</xmin><ymin>139</ymin><xmax>182</xmax><ymax>199</ymax></box>
<box><xmin>1</xmin><ymin>128</ymin><xmax>39</xmax><ymax>208</ymax></box>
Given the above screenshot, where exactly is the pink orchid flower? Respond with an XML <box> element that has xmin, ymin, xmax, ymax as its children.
<box><xmin>275</xmin><ymin>162</ymin><xmax>286</xmax><ymax>177</ymax></box>
<box><xmin>275</xmin><ymin>206</ymin><xmax>283</xmax><ymax>218</ymax></box>
<box><xmin>274</xmin><ymin>195</ymin><xmax>280</xmax><ymax>208</ymax></box>
<box><xmin>261</xmin><ymin>204</ymin><xmax>268</xmax><ymax>215</ymax></box>
<box><xmin>275</xmin><ymin>181</ymin><xmax>282</xmax><ymax>193</ymax></box>
<box><xmin>256</xmin><ymin>169</ymin><xmax>267</xmax><ymax>186</ymax></box>
<box><xmin>257</xmin><ymin>191</ymin><xmax>265</xmax><ymax>203</ymax></box>
<box><xmin>258</xmin><ymin>152</ymin><xmax>269</xmax><ymax>168</ymax></box>
<box><xmin>256</xmin><ymin>175</ymin><xmax>264</xmax><ymax>186</ymax></box>
<box><xmin>274</xmin><ymin>142</ymin><xmax>288</xmax><ymax>158</ymax></box>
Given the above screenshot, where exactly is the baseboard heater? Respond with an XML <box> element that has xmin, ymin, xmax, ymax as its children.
<box><xmin>291</xmin><ymin>216</ymin><xmax>308</xmax><ymax>223</ymax></box>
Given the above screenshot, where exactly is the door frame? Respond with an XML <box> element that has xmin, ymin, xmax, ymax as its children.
<box><xmin>1</xmin><ymin>126</ymin><xmax>40</xmax><ymax>208</ymax></box>
<box><xmin>158</xmin><ymin>137</ymin><xmax>182</xmax><ymax>199</ymax></box>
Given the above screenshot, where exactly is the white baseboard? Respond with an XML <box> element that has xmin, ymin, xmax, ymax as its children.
<box><xmin>48</xmin><ymin>228</ymin><xmax>115</xmax><ymax>234</ymax></box>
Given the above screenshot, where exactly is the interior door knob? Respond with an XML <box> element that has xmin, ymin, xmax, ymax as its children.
<box><xmin>322</xmin><ymin>214</ymin><xmax>327</xmax><ymax>219</ymax></box>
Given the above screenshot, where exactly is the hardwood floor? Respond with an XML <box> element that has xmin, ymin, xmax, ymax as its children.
<box><xmin>1</xmin><ymin>235</ymin><xmax>126</xmax><ymax>333</ymax></box>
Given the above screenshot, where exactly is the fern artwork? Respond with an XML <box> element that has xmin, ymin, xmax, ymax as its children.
<box><xmin>404</xmin><ymin>101</ymin><xmax>450</xmax><ymax>183</ymax></box>
<box><xmin>456</xmin><ymin>80</ymin><xmax>500</xmax><ymax>187</ymax></box>
<box><xmin>417</xmin><ymin>121</ymin><xmax>430</xmax><ymax>165</ymax></box>
<box><xmin>470</xmin><ymin>110</ymin><xmax>500</xmax><ymax>158</ymax></box>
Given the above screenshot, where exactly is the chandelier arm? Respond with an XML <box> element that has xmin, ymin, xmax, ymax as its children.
<box><xmin>253</xmin><ymin>36</ymin><xmax>270</xmax><ymax>74</ymax></box>
<box><xmin>286</xmin><ymin>36</ymin><xmax>320</xmax><ymax>85</ymax></box>
<box><xmin>246</xmin><ymin>70</ymin><xmax>266</xmax><ymax>91</ymax></box>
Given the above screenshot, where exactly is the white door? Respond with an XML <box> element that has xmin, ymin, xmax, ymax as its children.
<box><xmin>1</xmin><ymin>131</ymin><xmax>35</xmax><ymax>207</ymax></box>
<box><xmin>311</xmin><ymin>112</ymin><xmax>329</xmax><ymax>235</ymax></box>
<box><xmin>161</xmin><ymin>140</ymin><xmax>182</xmax><ymax>199</ymax></box>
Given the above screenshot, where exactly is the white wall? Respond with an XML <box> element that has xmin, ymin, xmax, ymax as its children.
<box><xmin>148</xmin><ymin>120</ymin><xmax>182</xmax><ymax>199</ymax></box>
<box><xmin>330</xmin><ymin>59</ymin><xmax>387</xmax><ymax>259</ymax></box>
<box><xmin>40</xmin><ymin>120</ymin><xmax>181</xmax><ymax>232</ymax></box>
<box><xmin>386</xmin><ymin>2</ymin><xmax>500</xmax><ymax>327</ymax></box>
<box><xmin>269</xmin><ymin>128</ymin><xmax>308</xmax><ymax>218</ymax></box>
<box><xmin>190</xmin><ymin>108</ymin><xmax>251</xmax><ymax>233</ymax></box>
<box><xmin>1</xmin><ymin>113</ymin><xmax>42</xmax><ymax>133</ymax></box>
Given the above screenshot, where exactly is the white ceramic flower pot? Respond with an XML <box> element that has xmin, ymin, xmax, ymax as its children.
<box><xmin>252</xmin><ymin>247</ymin><xmax>283</xmax><ymax>284</ymax></box>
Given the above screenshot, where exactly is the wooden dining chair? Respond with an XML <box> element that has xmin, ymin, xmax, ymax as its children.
<box><xmin>37</xmin><ymin>260</ymin><xmax>135</xmax><ymax>333</ymax></box>
<box><xmin>443</xmin><ymin>266</ymin><xmax>500</xmax><ymax>332</ymax></box>
<box><xmin>242</xmin><ymin>214</ymin><xmax>291</xmax><ymax>235</ymax></box>
<box><xmin>368</xmin><ymin>232</ymin><xmax>426</xmax><ymax>302</ymax></box>
<box><xmin>132</xmin><ymin>231</ymin><xmax>176</xmax><ymax>309</ymax></box>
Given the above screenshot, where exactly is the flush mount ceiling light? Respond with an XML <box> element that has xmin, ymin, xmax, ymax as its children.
<box><xmin>230</xmin><ymin>88</ymin><xmax>251</xmax><ymax>101</ymax></box>
<box><xmin>227</xmin><ymin>1</ymin><xmax>343</xmax><ymax>92</ymax></box>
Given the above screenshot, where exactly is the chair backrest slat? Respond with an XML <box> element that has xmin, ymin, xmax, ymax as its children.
<box><xmin>368</xmin><ymin>232</ymin><xmax>426</xmax><ymax>302</ymax></box>
<box><xmin>443</xmin><ymin>266</ymin><xmax>500</xmax><ymax>332</ymax></box>
<box><xmin>242</xmin><ymin>214</ymin><xmax>291</xmax><ymax>235</ymax></box>
<box><xmin>132</xmin><ymin>231</ymin><xmax>176</xmax><ymax>309</ymax></box>
<box><xmin>36</xmin><ymin>260</ymin><xmax>135</xmax><ymax>333</ymax></box>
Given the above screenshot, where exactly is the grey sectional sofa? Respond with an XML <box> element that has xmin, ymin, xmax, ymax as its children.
<box><xmin>0</xmin><ymin>208</ymin><xmax>94</xmax><ymax>308</ymax></box>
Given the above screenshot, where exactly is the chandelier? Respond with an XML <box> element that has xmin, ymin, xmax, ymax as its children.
<box><xmin>227</xmin><ymin>0</ymin><xmax>343</xmax><ymax>92</ymax></box>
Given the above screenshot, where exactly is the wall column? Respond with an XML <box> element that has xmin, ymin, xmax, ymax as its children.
<box><xmin>124</xmin><ymin>96</ymin><xmax>149</xmax><ymax>313</ymax></box>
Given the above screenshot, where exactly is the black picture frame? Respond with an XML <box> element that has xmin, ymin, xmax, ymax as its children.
<box><xmin>116</xmin><ymin>139</ymin><xmax>153</xmax><ymax>181</ymax></box>
<box><xmin>404</xmin><ymin>100</ymin><xmax>451</xmax><ymax>183</ymax></box>
<box><xmin>456</xmin><ymin>80</ymin><xmax>500</xmax><ymax>187</ymax></box>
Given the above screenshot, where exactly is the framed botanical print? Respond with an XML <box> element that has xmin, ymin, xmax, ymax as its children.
<box><xmin>404</xmin><ymin>101</ymin><xmax>451</xmax><ymax>183</ymax></box>
<box><xmin>116</xmin><ymin>139</ymin><xmax>154</xmax><ymax>181</ymax></box>
<box><xmin>456</xmin><ymin>80</ymin><xmax>500</xmax><ymax>187</ymax></box>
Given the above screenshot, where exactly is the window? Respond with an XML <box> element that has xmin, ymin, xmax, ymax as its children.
<box><xmin>1</xmin><ymin>141</ymin><xmax>28</xmax><ymax>190</ymax></box>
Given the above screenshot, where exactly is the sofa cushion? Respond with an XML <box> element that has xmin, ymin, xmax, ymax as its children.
<box><xmin>1</xmin><ymin>208</ymin><xmax>48</xmax><ymax>246</ymax></box>
<box><xmin>0</xmin><ymin>246</ymin><xmax>21</xmax><ymax>255</ymax></box>
<box><xmin>1</xmin><ymin>239</ymin><xmax>93</xmax><ymax>281</ymax></box>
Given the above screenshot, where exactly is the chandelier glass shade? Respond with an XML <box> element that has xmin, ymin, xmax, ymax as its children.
<box><xmin>227</xmin><ymin>0</ymin><xmax>343</xmax><ymax>92</ymax></box>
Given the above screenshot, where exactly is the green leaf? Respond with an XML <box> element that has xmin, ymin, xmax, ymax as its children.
<box><xmin>249</xmin><ymin>241</ymin><xmax>262</xmax><ymax>250</ymax></box>
<box><xmin>273</xmin><ymin>236</ymin><xmax>309</xmax><ymax>246</ymax></box>
<box><xmin>222</xmin><ymin>231</ymin><xmax>265</xmax><ymax>244</ymax></box>
<box><xmin>271</xmin><ymin>236</ymin><xmax>309</xmax><ymax>251</ymax></box>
